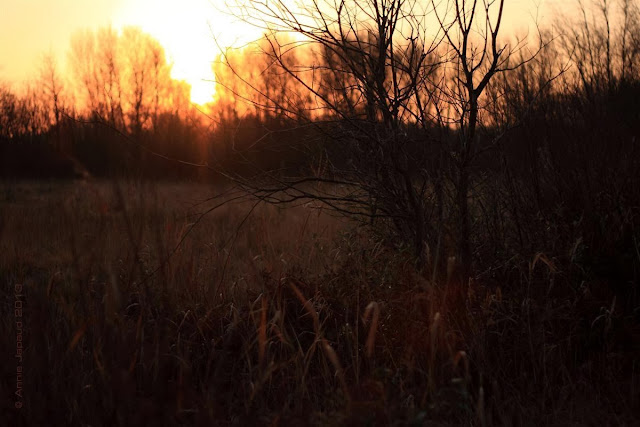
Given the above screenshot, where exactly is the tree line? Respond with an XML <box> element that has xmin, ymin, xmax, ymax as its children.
<box><xmin>1</xmin><ymin>26</ymin><xmax>202</xmax><ymax>179</ymax></box>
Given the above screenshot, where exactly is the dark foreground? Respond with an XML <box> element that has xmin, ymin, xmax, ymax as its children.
<box><xmin>1</xmin><ymin>180</ymin><xmax>638</xmax><ymax>426</ymax></box>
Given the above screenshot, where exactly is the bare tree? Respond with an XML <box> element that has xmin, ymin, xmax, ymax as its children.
<box><xmin>219</xmin><ymin>0</ymin><xmax>446</xmax><ymax>268</ymax></box>
<box><xmin>69</xmin><ymin>26</ymin><xmax>192</xmax><ymax>134</ymax></box>
<box><xmin>68</xmin><ymin>27</ymin><xmax>125</xmax><ymax>129</ymax></box>
<box><xmin>39</xmin><ymin>53</ymin><xmax>66</xmax><ymax>150</ymax></box>
<box><xmin>217</xmin><ymin>0</ymin><xmax>539</xmax><ymax>275</ymax></box>
<box><xmin>0</xmin><ymin>84</ymin><xmax>22</xmax><ymax>140</ymax></box>
<box><xmin>430</xmin><ymin>0</ymin><xmax>523</xmax><ymax>277</ymax></box>
<box><xmin>558</xmin><ymin>0</ymin><xmax>640</xmax><ymax>96</ymax></box>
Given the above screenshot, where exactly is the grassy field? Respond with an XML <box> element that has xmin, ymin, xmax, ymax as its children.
<box><xmin>1</xmin><ymin>179</ymin><xmax>638</xmax><ymax>426</ymax></box>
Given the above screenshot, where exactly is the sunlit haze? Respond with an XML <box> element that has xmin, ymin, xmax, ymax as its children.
<box><xmin>0</xmin><ymin>0</ymin><xmax>263</xmax><ymax>105</ymax></box>
<box><xmin>1</xmin><ymin>0</ymin><xmax>556</xmax><ymax>105</ymax></box>
<box><xmin>112</xmin><ymin>0</ymin><xmax>265</xmax><ymax>104</ymax></box>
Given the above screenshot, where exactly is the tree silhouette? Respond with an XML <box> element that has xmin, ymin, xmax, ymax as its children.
<box><xmin>217</xmin><ymin>0</ymin><xmax>541</xmax><ymax>274</ymax></box>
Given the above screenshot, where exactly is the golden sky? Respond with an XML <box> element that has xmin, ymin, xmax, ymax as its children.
<box><xmin>0</xmin><ymin>0</ymin><xmax>559</xmax><ymax>105</ymax></box>
<box><xmin>0</xmin><ymin>0</ymin><xmax>263</xmax><ymax>104</ymax></box>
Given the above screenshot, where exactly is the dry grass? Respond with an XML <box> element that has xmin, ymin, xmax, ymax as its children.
<box><xmin>1</xmin><ymin>179</ymin><xmax>638</xmax><ymax>426</ymax></box>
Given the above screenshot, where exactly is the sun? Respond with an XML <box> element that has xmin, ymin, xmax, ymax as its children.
<box><xmin>114</xmin><ymin>0</ymin><xmax>262</xmax><ymax>106</ymax></box>
<box><xmin>189</xmin><ymin>78</ymin><xmax>216</xmax><ymax>106</ymax></box>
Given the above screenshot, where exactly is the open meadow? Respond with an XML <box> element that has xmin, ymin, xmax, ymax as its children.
<box><xmin>1</xmin><ymin>179</ymin><xmax>638</xmax><ymax>426</ymax></box>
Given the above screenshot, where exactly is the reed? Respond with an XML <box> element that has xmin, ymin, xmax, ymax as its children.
<box><xmin>0</xmin><ymin>179</ymin><xmax>637</xmax><ymax>426</ymax></box>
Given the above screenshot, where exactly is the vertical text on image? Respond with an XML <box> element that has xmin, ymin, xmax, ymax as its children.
<box><xmin>15</xmin><ymin>283</ymin><xmax>24</xmax><ymax>409</ymax></box>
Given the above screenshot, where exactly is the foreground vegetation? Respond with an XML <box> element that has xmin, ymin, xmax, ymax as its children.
<box><xmin>1</xmin><ymin>180</ymin><xmax>638</xmax><ymax>426</ymax></box>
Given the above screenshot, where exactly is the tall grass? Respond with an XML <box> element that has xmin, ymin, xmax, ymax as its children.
<box><xmin>1</xmin><ymin>180</ymin><xmax>638</xmax><ymax>426</ymax></box>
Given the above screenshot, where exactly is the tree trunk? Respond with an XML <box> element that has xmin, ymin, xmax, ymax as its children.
<box><xmin>458</xmin><ymin>95</ymin><xmax>478</xmax><ymax>282</ymax></box>
<box><xmin>457</xmin><ymin>163</ymin><xmax>471</xmax><ymax>281</ymax></box>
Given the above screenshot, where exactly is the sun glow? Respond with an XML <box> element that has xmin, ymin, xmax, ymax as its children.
<box><xmin>113</xmin><ymin>0</ymin><xmax>262</xmax><ymax>105</ymax></box>
<box><xmin>0</xmin><ymin>0</ymin><xmax>552</xmax><ymax>106</ymax></box>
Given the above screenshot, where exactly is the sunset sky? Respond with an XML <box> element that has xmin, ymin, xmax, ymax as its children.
<box><xmin>1</xmin><ymin>0</ymin><xmax>560</xmax><ymax>105</ymax></box>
